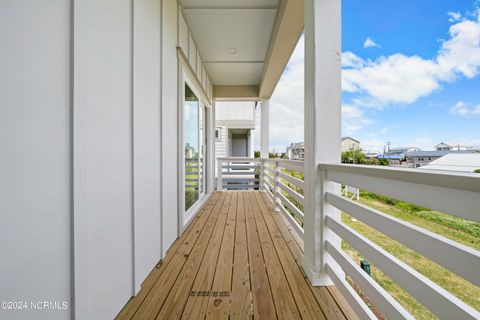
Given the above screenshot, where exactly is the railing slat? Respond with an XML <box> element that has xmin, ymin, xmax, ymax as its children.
<box><xmin>277</xmin><ymin>181</ymin><xmax>304</xmax><ymax>205</ymax></box>
<box><xmin>277</xmin><ymin>160</ymin><xmax>304</xmax><ymax>173</ymax></box>
<box><xmin>278</xmin><ymin>171</ymin><xmax>304</xmax><ymax>189</ymax></box>
<box><xmin>325</xmin><ymin>262</ymin><xmax>377</xmax><ymax>320</ymax></box>
<box><xmin>326</xmin><ymin>240</ymin><xmax>414</xmax><ymax>319</ymax></box>
<box><xmin>277</xmin><ymin>192</ymin><xmax>304</xmax><ymax>223</ymax></box>
<box><xmin>264</xmin><ymin>179</ymin><xmax>275</xmax><ymax>193</ymax></box>
<box><xmin>326</xmin><ymin>192</ymin><xmax>480</xmax><ymax>287</ymax></box>
<box><xmin>264</xmin><ymin>185</ymin><xmax>274</xmax><ymax>202</ymax></box>
<box><xmin>277</xmin><ymin>201</ymin><xmax>304</xmax><ymax>239</ymax></box>
<box><xmin>326</xmin><ymin>216</ymin><xmax>480</xmax><ymax>320</ymax></box>
<box><xmin>322</xmin><ymin>164</ymin><xmax>480</xmax><ymax>222</ymax></box>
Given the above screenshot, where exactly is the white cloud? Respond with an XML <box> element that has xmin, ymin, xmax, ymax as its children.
<box><xmin>342</xmin><ymin>51</ymin><xmax>365</xmax><ymax>68</ymax></box>
<box><xmin>450</xmin><ymin>101</ymin><xmax>470</xmax><ymax>116</ymax></box>
<box><xmin>363</xmin><ymin>37</ymin><xmax>381</xmax><ymax>49</ymax></box>
<box><xmin>255</xmin><ymin>36</ymin><xmax>305</xmax><ymax>152</ymax></box>
<box><xmin>342</xmin><ymin>104</ymin><xmax>372</xmax><ymax>135</ymax></box>
<box><xmin>380</xmin><ymin>125</ymin><xmax>399</xmax><ymax>134</ymax></box>
<box><xmin>361</xmin><ymin>138</ymin><xmax>386</xmax><ymax>153</ymax></box>
<box><xmin>343</xmin><ymin>10</ymin><xmax>480</xmax><ymax>108</ymax></box>
<box><xmin>264</xmin><ymin>8</ymin><xmax>480</xmax><ymax>151</ymax></box>
<box><xmin>450</xmin><ymin>100</ymin><xmax>480</xmax><ymax>116</ymax></box>
<box><xmin>408</xmin><ymin>137</ymin><xmax>436</xmax><ymax>150</ymax></box>
<box><xmin>448</xmin><ymin>11</ymin><xmax>462</xmax><ymax>22</ymax></box>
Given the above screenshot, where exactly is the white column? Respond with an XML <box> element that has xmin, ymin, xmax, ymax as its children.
<box><xmin>301</xmin><ymin>0</ymin><xmax>342</xmax><ymax>286</ymax></box>
<box><xmin>249</xmin><ymin>129</ymin><xmax>255</xmax><ymax>158</ymax></box>
<box><xmin>260</xmin><ymin>99</ymin><xmax>269</xmax><ymax>158</ymax></box>
<box><xmin>208</xmin><ymin>102</ymin><xmax>216</xmax><ymax>193</ymax></box>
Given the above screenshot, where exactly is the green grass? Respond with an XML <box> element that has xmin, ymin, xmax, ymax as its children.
<box><xmin>342</xmin><ymin>198</ymin><xmax>480</xmax><ymax>318</ymax></box>
<box><xmin>281</xmin><ymin>169</ymin><xmax>480</xmax><ymax>317</ymax></box>
<box><xmin>358</xmin><ymin>192</ymin><xmax>480</xmax><ymax>250</ymax></box>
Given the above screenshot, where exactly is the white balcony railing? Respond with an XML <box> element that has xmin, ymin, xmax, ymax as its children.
<box><xmin>320</xmin><ymin>164</ymin><xmax>480</xmax><ymax>320</ymax></box>
<box><xmin>216</xmin><ymin>157</ymin><xmax>261</xmax><ymax>190</ymax></box>
<box><xmin>217</xmin><ymin>157</ymin><xmax>480</xmax><ymax>319</ymax></box>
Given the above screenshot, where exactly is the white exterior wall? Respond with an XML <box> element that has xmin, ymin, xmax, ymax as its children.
<box><xmin>216</xmin><ymin>101</ymin><xmax>255</xmax><ymax>123</ymax></box>
<box><xmin>73</xmin><ymin>0</ymin><xmax>135</xmax><ymax>318</ymax></box>
<box><xmin>161</xmin><ymin>0</ymin><xmax>179</xmax><ymax>254</ymax></box>
<box><xmin>133</xmin><ymin>0</ymin><xmax>162</xmax><ymax>294</ymax></box>
<box><xmin>1</xmin><ymin>1</ymin><xmax>212</xmax><ymax>319</ymax></box>
<box><xmin>0</xmin><ymin>2</ymin><xmax>72</xmax><ymax>319</ymax></box>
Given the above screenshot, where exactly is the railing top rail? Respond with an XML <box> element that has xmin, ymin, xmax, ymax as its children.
<box><xmin>217</xmin><ymin>157</ymin><xmax>261</xmax><ymax>161</ymax></box>
<box><xmin>262</xmin><ymin>158</ymin><xmax>304</xmax><ymax>165</ymax></box>
<box><xmin>320</xmin><ymin>163</ymin><xmax>480</xmax><ymax>193</ymax></box>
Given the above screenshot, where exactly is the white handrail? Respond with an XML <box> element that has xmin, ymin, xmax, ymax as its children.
<box><xmin>319</xmin><ymin>163</ymin><xmax>480</xmax><ymax>320</ymax></box>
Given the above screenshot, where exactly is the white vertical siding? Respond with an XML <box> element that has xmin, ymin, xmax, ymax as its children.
<box><xmin>215</xmin><ymin>127</ymin><xmax>228</xmax><ymax>175</ymax></box>
<box><xmin>0</xmin><ymin>1</ymin><xmax>211</xmax><ymax>319</ymax></box>
<box><xmin>73</xmin><ymin>0</ymin><xmax>134</xmax><ymax>318</ymax></box>
<box><xmin>162</xmin><ymin>0</ymin><xmax>179</xmax><ymax>255</ymax></box>
<box><xmin>188</xmin><ymin>33</ymin><xmax>197</xmax><ymax>73</ymax></box>
<box><xmin>0</xmin><ymin>1</ymin><xmax>71</xmax><ymax>319</ymax></box>
<box><xmin>133</xmin><ymin>0</ymin><xmax>162</xmax><ymax>294</ymax></box>
<box><xmin>178</xmin><ymin>10</ymin><xmax>189</xmax><ymax>55</ymax></box>
<box><xmin>216</xmin><ymin>101</ymin><xmax>256</xmax><ymax>121</ymax></box>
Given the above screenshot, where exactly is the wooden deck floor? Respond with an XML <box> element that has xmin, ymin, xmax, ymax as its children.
<box><xmin>116</xmin><ymin>191</ymin><xmax>358</xmax><ymax>320</ymax></box>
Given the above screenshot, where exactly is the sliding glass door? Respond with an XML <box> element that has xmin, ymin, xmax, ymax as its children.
<box><xmin>184</xmin><ymin>84</ymin><xmax>206</xmax><ymax>212</ymax></box>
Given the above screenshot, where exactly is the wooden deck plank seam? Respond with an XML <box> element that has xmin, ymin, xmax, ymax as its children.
<box><xmin>229</xmin><ymin>191</ymin><xmax>254</xmax><ymax>320</ymax></box>
<box><xmin>252</xmin><ymin>191</ymin><xmax>326</xmax><ymax>320</ymax></box>
<box><xmin>247</xmin><ymin>192</ymin><xmax>302</xmax><ymax>319</ymax></box>
<box><xmin>203</xmin><ymin>191</ymin><xmax>239</xmax><ymax>319</ymax></box>
<box><xmin>258</xmin><ymin>192</ymin><xmax>356</xmax><ymax>320</ymax></box>
<box><xmin>156</xmin><ymin>192</ymin><xmax>233</xmax><ymax>319</ymax></box>
<box><xmin>131</xmin><ymin>192</ymin><xmax>229</xmax><ymax>319</ymax></box>
<box><xmin>244</xmin><ymin>192</ymin><xmax>278</xmax><ymax>319</ymax></box>
<box><xmin>116</xmin><ymin>193</ymin><xmax>222</xmax><ymax>320</ymax></box>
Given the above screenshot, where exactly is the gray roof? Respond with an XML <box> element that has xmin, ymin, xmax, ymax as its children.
<box><xmin>422</xmin><ymin>153</ymin><xmax>480</xmax><ymax>173</ymax></box>
<box><xmin>341</xmin><ymin>136</ymin><xmax>360</xmax><ymax>143</ymax></box>
<box><xmin>405</xmin><ymin>150</ymin><xmax>477</xmax><ymax>157</ymax></box>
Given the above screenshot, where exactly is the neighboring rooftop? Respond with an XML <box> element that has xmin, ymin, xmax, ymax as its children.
<box><xmin>341</xmin><ymin>136</ymin><xmax>360</xmax><ymax>143</ymax></box>
<box><xmin>421</xmin><ymin>153</ymin><xmax>480</xmax><ymax>173</ymax></box>
<box><xmin>406</xmin><ymin>150</ymin><xmax>478</xmax><ymax>157</ymax></box>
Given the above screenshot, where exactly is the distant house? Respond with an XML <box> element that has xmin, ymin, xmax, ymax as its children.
<box><xmin>377</xmin><ymin>153</ymin><xmax>405</xmax><ymax>166</ymax></box>
<box><xmin>434</xmin><ymin>142</ymin><xmax>470</xmax><ymax>151</ymax></box>
<box><xmin>287</xmin><ymin>136</ymin><xmax>361</xmax><ymax>160</ymax></box>
<box><xmin>286</xmin><ymin>142</ymin><xmax>305</xmax><ymax>160</ymax></box>
<box><xmin>341</xmin><ymin>136</ymin><xmax>360</xmax><ymax>152</ymax></box>
<box><xmin>377</xmin><ymin>147</ymin><xmax>419</xmax><ymax>166</ymax></box>
<box><xmin>421</xmin><ymin>153</ymin><xmax>480</xmax><ymax>173</ymax></box>
<box><xmin>406</xmin><ymin>150</ymin><xmax>477</xmax><ymax>167</ymax></box>
<box><xmin>215</xmin><ymin>101</ymin><xmax>256</xmax><ymax>160</ymax></box>
<box><xmin>364</xmin><ymin>152</ymin><xmax>379</xmax><ymax>160</ymax></box>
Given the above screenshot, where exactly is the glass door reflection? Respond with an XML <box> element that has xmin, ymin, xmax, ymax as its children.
<box><xmin>184</xmin><ymin>84</ymin><xmax>199</xmax><ymax>211</ymax></box>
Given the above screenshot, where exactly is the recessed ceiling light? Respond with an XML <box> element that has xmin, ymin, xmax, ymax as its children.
<box><xmin>227</xmin><ymin>47</ymin><xmax>239</xmax><ymax>55</ymax></box>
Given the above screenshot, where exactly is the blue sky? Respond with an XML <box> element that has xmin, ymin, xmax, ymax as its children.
<box><xmin>258</xmin><ymin>0</ymin><xmax>480</xmax><ymax>153</ymax></box>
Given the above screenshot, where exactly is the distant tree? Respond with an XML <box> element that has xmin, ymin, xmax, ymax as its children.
<box><xmin>254</xmin><ymin>151</ymin><xmax>260</xmax><ymax>158</ymax></box>
<box><xmin>341</xmin><ymin>150</ymin><xmax>366</xmax><ymax>164</ymax></box>
<box><xmin>269</xmin><ymin>152</ymin><xmax>276</xmax><ymax>158</ymax></box>
<box><xmin>378</xmin><ymin>159</ymin><xmax>389</xmax><ymax>166</ymax></box>
<box><xmin>474</xmin><ymin>169</ymin><xmax>480</xmax><ymax>174</ymax></box>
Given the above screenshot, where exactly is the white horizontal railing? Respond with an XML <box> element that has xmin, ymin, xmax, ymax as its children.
<box><xmin>217</xmin><ymin>157</ymin><xmax>261</xmax><ymax>191</ymax></box>
<box><xmin>216</xmin><ymin>158</ymin><xmax>480</xmax><ymax>319</ymax></box>
<box><xmin>320</xmin><ymin>163</ymin><xmax>480</xmax><ymax>320</ymax></box>
<box><xmin>261</xmin><ymin>158</ymin><xmax>305</xmax><ymax>239</ymax></box>
<box><xmin>216</xmin><ymin>157</ymin><xmax>305</xmax><ymax>238</ymax></box>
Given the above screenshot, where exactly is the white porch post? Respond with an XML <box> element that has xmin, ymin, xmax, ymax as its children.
<box><xmin>260</xmin><ymin>99</ymin><xmax>270</xmax><ymax>158</ymax></box>
<box><xmin>208</xmin><ymin>101</ymin><xmax>216</xmax><ymax>193</ymax></box>
<box><xmin>301</xmin><ymin>0</ymin><xmax>342</xmax><ymax>286</ymax></box>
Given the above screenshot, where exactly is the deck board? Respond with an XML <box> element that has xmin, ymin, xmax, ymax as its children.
<box><xmin>116</xmin><ymin>191</ymin><xmax>358</xmax><ymax>320</ymax></box>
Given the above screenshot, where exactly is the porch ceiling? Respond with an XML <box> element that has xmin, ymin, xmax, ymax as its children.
<box><xmin>181</xmin><ymin>0</ymin><xmax>303</xmax><ymax>100</ymax></box>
